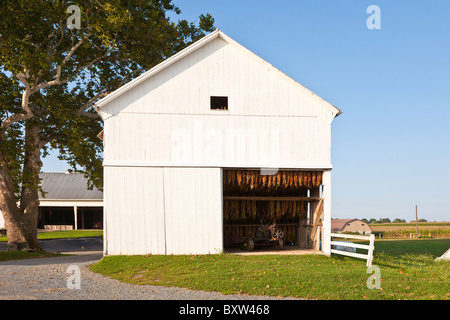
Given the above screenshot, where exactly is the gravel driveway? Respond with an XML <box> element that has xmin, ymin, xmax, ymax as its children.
<box><xmin>0</xmin><ymin>240</ymin><xmax>298</xmax><ymax>300</ymax></box>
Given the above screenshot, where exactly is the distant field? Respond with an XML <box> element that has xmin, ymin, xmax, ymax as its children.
<box><xmin>370</xmin><ymin>222</ymin><xmax>450</xmax><ymax>239</ymax></box>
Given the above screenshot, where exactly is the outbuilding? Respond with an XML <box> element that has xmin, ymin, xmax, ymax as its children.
<box><xmin>37</xmin><ymin>172</ymin><xmax>103</xmax><ymax>230</ymax></box>
<box><xmin>331</xmin><ymin>219</ymin><xmax>373</xmax><ymax>235</ymax></box>
<box><xmin>0</xmin><ymin>172</ymin><xmax>103</xmax><ymax>232</ymax></box>
<box><xmin>94</xmin><ymin>30</ymin><xmax>341</xmax><ymax>256</ymax></box>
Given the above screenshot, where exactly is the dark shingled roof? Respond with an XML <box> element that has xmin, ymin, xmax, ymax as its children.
<box><xmin>38</xmin><ymin>172</ymin><xmax>103</xmax><ymax>200</ymax></box>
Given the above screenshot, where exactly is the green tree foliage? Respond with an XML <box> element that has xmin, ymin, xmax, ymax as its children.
<box><xmin>0</xmin><ymin>0</ymin><xmax>214</xmax><ymax>250</ymax></box>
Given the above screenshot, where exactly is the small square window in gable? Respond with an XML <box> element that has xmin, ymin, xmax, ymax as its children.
<box><xmin>210</xmin><ymin>96</ymin><xmax>228</xmax><ymax>110</ymax></box>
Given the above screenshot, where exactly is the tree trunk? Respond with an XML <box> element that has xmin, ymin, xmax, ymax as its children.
<box><xmin>0</xmin><ymin>121</ymin><xmax>43</xmax><ymax>252</ymax></box>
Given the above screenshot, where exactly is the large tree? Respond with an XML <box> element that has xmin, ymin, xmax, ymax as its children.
<box><xmin>0</xmin><ymin>0</ymin><xmax>214</xmax><ymax>251</ymax></box>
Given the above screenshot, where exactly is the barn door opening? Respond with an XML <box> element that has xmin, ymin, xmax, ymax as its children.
<box><xmin>222</xmin><ymin>169</ymin><xmax>323</xmax><ymax>252</ymax></box>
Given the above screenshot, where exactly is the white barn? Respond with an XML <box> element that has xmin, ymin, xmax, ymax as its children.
<box><xmin>0</xmin><ymin>172</ymin><xmax>103</xmax><ymax>232</ymax></box>
<box><xmin>37</xmin><ymin>172</ymin><xmax>103</xmax><ymax>230</ymax></box>
<box><xmin>94</xmin><ymin>29</ymin><xmax>341</xmax><ymax>256</ymax></box>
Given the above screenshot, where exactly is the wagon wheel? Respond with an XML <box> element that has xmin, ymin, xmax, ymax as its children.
<box><xmin>273</xmin><ymin>229</ymin><xmax>284</xmax><ymax>240</ymax></box>
<box><xmin>243</xmin><ymin>237</ymin><xmax>254</xmax><ymax>251</ymax></box>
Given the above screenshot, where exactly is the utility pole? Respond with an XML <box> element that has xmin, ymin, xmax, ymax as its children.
<box><xmin>415</xmin><ymin>205</ymin><xmax>419</xmax><ymax>238</ymax></box>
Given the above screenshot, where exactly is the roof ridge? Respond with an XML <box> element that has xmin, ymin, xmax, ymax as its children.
<box><xmin>94</xmin><ymin>29</ymin><xmax>341</xmax><ymax>117</ymax></box>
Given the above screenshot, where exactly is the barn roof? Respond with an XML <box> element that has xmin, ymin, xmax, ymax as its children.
<box><xmin>94</xmin><ymin>29</ymin><xmax>341</xmax><ymax>117</ymax></box>
<box><xmin>331</xmin><ymin>219</ymin><xmax>359</xmax><ymax>231</ymax></box>
<box><xmin>38</xmin><ymin>172</ymin><xmax>103</xmax><ymax>200</ymax></box>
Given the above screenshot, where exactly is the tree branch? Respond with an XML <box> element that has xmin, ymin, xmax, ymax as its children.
<box><xmin>81</xmin><ymin>91</ymin><xmax>108</xmax><ymax>112</ymax></box>
<box><xmin>77</xmin><ymin>111</ymin><xmax>101</xmax><ymax>119</ymax></box>
<box><xmin>36</xmin><ymin>37</ymin><xmax>112</xmax><ymax>94</ymax></box>
<box><xmin>1</xmin><ymin>33</ymin><xmax>113</xmax><ymax>133</ymax></box>
<box><xmin>30</xmin><ymin>65</ymin><xmax>70</xmax><ymax>94</ymax></box>
<box><xmin>75</xmin><ymin>91</ymin><xmax>107</xmax><ymax>119</ymax></box>
<box><xmin>63</xmin><ymin>37</ymin><xmax>85</xmax><ymax>65</ymax></box>
<box><xmin>0</xmin><ymin>71</ymin><xmax>35</xmax><ymax>134</ymax></box>
<box><xmin>117</xmin><ymin>67</ymin><xmax>145</xmax><ymax>87</ymax></box>
<box><xmin>74</xmin><ymin>46</ymin><xmax>115</xmax><ymax>73</ymax></box>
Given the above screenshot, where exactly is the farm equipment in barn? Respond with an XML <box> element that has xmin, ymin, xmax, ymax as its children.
<box><xmin>242</xmin><ymin>222</ymin><xmax>284</xmax><ymax>251</ymax></box>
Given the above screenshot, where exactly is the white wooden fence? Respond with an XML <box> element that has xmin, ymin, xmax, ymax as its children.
<box><xmin>330</xmin><ymin>233</ymin><xmax>375</xmax><ymax>267</ymax></box>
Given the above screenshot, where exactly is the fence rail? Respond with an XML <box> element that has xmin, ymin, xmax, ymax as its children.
<box><xmin>330</xmin><ymin>233</ymin><xmax>375</xmax><ymax>267</ymax></box>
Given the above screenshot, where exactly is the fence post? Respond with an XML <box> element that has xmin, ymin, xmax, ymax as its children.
<box><xmin>366</xmin><ymin>234</ymin><xmax>375</xmax><ymax>267</ymax></box>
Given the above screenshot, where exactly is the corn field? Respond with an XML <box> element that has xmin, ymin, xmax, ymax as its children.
<box><xmin>370</xmin><ymin>223</ymin><xmax>450</xmax><ymax>239</ymax></box>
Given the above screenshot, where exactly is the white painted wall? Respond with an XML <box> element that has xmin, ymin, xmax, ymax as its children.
<box><xmin>104</xmin><ymin>166</ymin><xmax>222</xmax><ymax>255</ymax></box>
<box><xmin>0</xmin><ymin>210</ymin><xmax>4</xmax><ymax>229</ymax></box>
<box><xmin>103</xmin><ymin>113</ymin><xmax>332</xmax><ymax>169</ymax></box>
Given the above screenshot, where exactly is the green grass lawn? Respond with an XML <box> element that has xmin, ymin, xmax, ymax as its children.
<box><xmin>0</xmin><ymin>230</ymin><xmax>103</xmax><ymax>242</ymax></box>
<box><xmin>90</xmin><ymin>239</ymin><xmax>450</xmax><ymax>300</ymax></box>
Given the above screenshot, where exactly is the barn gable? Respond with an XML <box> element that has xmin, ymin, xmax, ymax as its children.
<box><xmin>95</xmin><ymin>30</ymin><xmax>341</xmax><ymax>169</ymax></box>
<box><xmin>95</xmin><ymin>29</ymin><xmax>341</xmax><ymax>120</ymax></box>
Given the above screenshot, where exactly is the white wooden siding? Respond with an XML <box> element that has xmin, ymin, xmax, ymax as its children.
<box><xmin>162</xmin><ymin>167</ymin><xmax>223</xmax><ymax>254</ymax></box>
<box><xmin>104</xmin><ymin>166</ymin><xmax>165</xmax><ymax>255</ymax></box>
<box><xmin>101</xmin><ymin>37</ymin><xmax>337</xmax><ymax>170</ymax></box>
<box><xmin>99</xmin><ymin>37</ymin><xmax>334</xmax><ymax>117</ymax></box>
<box><xmin>104</xmin><ymin>112</ymin><xmax>332</xmax><ymax>169</ymax></box>
<box><xmin>104</xmin><ymin>166</ymin><xmax>222</xmax><ymax>255</ymax></box>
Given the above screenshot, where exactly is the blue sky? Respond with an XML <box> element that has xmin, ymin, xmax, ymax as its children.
<box><xmin>43</xmin><ymin>0</ymin><xmax>450</xmax><ymax>221</ymax></box>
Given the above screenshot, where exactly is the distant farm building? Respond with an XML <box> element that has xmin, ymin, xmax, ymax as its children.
<box><xmin>331</xmin><ymin>219</ymin><xmax>372</xmax><ymax>235</ymax></box>
<box><xmin>37</xmin><ymin>172</ymin><xmax>103</xmax><ymax>230</ymax></box>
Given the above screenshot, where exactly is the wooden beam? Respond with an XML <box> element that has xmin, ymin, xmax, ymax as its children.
<box><xmin>309</xmin><ymin>187</ymin><xmax>321</xmax><ymax>250</ymax></box>
<box><xmin>308</xmin><ymin>199</ymin><xmax>324</xmax><ymax>249</ymax></box>
<box><xmin>223</xmin><ymin>223</ymin><xmax>299</xmax><ymax>227</ymax></box>
<box><xmin>299</xmin><ymin>189</ymin><xmax>308</xmax><ymax>248</ymax></box>
<box><xmin>415</xmin><ymin>205</ymin><xmax>419</xmax><ymax>238</ymax></box>
<box><xmin>223</xmin><ymin>196</ymin><xmax>321</xmax><ymax>201</ymax></box>
<box><xmin>74</xmin><ymin>206</ymin><xmax>78</xmax><ymax>230</ymax></box>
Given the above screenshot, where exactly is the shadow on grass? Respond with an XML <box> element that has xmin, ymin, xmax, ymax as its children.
<box><xmin>0</xmin><ymin>250</ymin><xmax>65</xmax><ymax>262</ymax></box>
